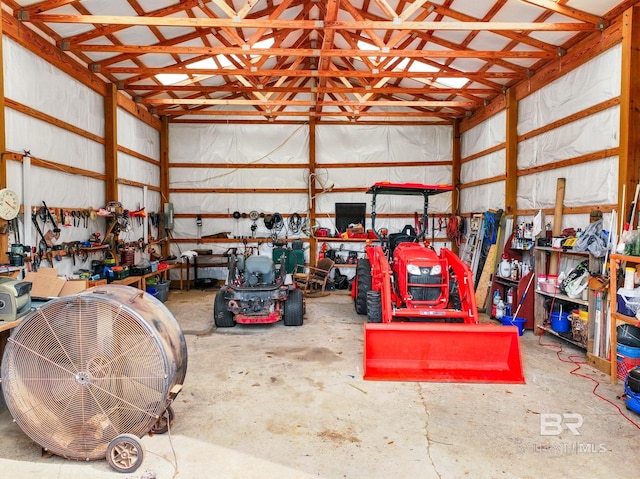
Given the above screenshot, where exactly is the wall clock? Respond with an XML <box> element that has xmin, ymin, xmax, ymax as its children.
<box><xmin>0</xmin><ymin>188</ymin><xmax>20</xmax><ymax>220</ymax></box>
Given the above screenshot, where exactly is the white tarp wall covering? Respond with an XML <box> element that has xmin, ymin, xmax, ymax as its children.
<box><xmin>117</xmin><ymin>109</ymin><xmax>161</xmax><ymax>259</ymax></box>
<box><xmin>518</xmin><ymin>45</ymin><xmax>620</xmax><ymax>231</ymax></box>
<box><xmin>169</xmin><ymin>123</ymin><xmax>310</xmax><ymax>277</ymax></box>
<box><xmin>461</xmin><ymin>44</ymin><xmax>620</xmax><ymax>235</ymax></box>
<box><xmin>317</xmin><ymin>124</ymin><xmax>454</xmax><ymax>275</ymax></box>
<box><xmin>315</xmin><ymin>124</ymin><xmax>453</xmax><ymax>238</ymax></box>
<box><xmin>168</xmin><ymin>123</ymin><xmax>453</xmax><ymax>278</ymax></box>
<box><xmin>3</xmin><ymin>37</ymin><xmax>160</xmax><ymax>277</ymax></box>
<box><xmin>460</xmin><ymin>110</ymin><xmax>506</xmax><ymax>214</ymax></box>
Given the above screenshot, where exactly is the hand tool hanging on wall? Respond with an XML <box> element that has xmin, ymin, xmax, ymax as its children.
<box><xmin>31</xmin><ymin>209</ymin><xmax>49</xmax><ymax>267</ymax></box>
<box><xmin>42</xmin><ymin>202</ymin><xmax>60</xmax><ymax>237</ymax></box>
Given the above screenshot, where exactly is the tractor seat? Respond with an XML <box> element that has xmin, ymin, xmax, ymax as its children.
<box><xmin>244</xmin><ymin>255</ymin><xmax>275</xmax><ymax>284</ymax></box>
<box><xmin>388</xmin><ymin>224</ymin><xmax>417</xmax><ymax>254</ymax></box>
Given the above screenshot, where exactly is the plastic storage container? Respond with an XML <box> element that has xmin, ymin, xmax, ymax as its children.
<box><xmin>155</xmin><ymin>280</ymin><xmax>171</xmax><ymax>303</ymax></box>
<box><xmin>539</xmin><ymin>274</ymin><xmax>559</xmax><ymax>294</ymax></box>
<box><xmin>617</xmin><ymin>352</ymin><xmax>640</xmax><ymax>380</ymax></box>
<box><xmin>617</xmin><ymin>287</ymin><xmax>640</xmax><ymax>317</ymax></box>
<box><xmin>146</xmin><ymin>286</ymin><xmax>158</xmax><ymax>297</ymax></box>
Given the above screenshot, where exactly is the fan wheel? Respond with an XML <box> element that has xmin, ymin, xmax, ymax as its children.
<box><xmin>106</xmin><ymin>433</ymin><xmax>145</xmax><ymax>473</ymax></box>
<box><xmin>150</xmin><ymin>406</ymin><xmax>175</xmax><ymax>435</ymax></box>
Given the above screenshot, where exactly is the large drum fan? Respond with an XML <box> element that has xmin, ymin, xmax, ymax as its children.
<box><xmin>1</xmin><ymin>285</ymin><xmax>188</xmax><ymax>473</ymax></box>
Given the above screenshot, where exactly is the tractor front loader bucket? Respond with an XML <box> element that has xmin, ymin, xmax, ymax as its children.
<box><xmin>364</xmin><ymin>322</ymin><xmax>525</xmax><ymax>383</ymax></box>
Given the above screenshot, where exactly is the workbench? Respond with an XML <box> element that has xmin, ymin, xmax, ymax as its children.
<box><xmin>112</xmin><ymin>262</ymin><xmax>185</xmax><ymax>291</ymax></box>
<box><xmin>185</xmin><ymin>254</ymin><xmax>228</xmax><ymax>290</ymax></box>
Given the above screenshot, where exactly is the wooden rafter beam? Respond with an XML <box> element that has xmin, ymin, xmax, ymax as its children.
<box><xmin>209</xmin><ymin>0</ymin><xmax>237</xmax><ymax>19</ymax></box>
<box><xmin>519</xmin><ymin>0</ymin><xmax>606</xmax><ymax>26</ymax></box>
<box><xmin>400</xmin><ymin>0</ymin><xmax>429</xmax><ymax>21</ymax></box>
<box><xmin>143</xmin><ymin>98</ymin><xmax>478</xmax><ymax>107</ymax></box>
<box><xmin>371</xmin><ymin>0</ymin><xmax>398</xmax><ymax>20</ymax></box>
<box><xmin>427</xmin><ymin>3</ymin><xmax>561</xmax><ymax>53</ymax></box>
<box><xmin>109</xmin><ymin>66</ymin><xmax>521</xmax><ymax>79</ymax></box>
<box><xmin>126</xmin><ymin>84</ymin><xmax>495</xmax><ymax>95</ymax></box>
<box><xmin>247</xmin><ymin>0</ymin><xmax>296</xmax><ymax>45</ymax></box>
<box><xmin>22</xmin><ymin>15</ymin><xmax>597</xmax><ymax>32</ymax></box>
<box><xmin>158</xmin><ymin>109</ymin><xmax>459</xmax><ymax>118</ymax></box>
<box><xmin>74</xmin><ymin>44</ymin><xmax>554</xmax><ymax>59</ymax></box>
<box><xmin>56</xmin><ymin>0</ymin><xmax>203</xmax><ymax>44</ymax></box>
<box><xmin>20</xmin><ymin>0</ymin><xmax>78</xmax><ymax>15</ymax></box>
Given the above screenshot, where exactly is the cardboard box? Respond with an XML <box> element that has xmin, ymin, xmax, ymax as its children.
<box><xmin>24</xmin><ymin>267</ymin><xmax>95</xmax><ymax>299</ymax></box>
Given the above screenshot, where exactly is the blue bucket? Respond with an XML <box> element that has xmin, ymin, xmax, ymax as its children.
<box><xmin>550</xmin><ymin>311</ymin><xmax>570</xmax><ymax>333</ymax></box>
<box><xmin>617</xmin><ymin>343</ymin><xmax>640</xmax><ymax>359</ymax></box>
<box><xmin>501</xmin><ymin>316</ymin><xmax>526</xmax><ymax>336</ymax></box>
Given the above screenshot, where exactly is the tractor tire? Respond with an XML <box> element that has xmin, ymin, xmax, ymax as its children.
<box><xmin>214</xmin><ymin>290</ymin><xmax>236</xmax><ymax>327</ymax></box>
<box><xmin>366</xmin><ymin>290</ymin><xmax>382</xmax><ymax>323</ymax></box>
<box><xmin>354</xmin><ymin>258</ymin><xmax>372</xmax><ymax>315</ymax></box>
<box><xmin>284</xmin><ymin>288</ymin><xmax>304</xmax><ymax>326</ymax></box>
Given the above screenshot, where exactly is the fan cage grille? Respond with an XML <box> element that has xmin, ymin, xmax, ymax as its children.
<box><xmin>2</xmin><ymin>293</ymin><xmax>174</xmax><ymax>460</ymax></box>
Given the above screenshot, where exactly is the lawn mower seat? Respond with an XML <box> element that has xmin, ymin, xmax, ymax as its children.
<box><xmin>245</xmin><ymin>255</ymin><xmax>275</xmax><ymax>285</ymax></box>
<box><xmin>388</xmin><ymin>225</ymin><xmax>417</xmax><ymax>255</ymax></box>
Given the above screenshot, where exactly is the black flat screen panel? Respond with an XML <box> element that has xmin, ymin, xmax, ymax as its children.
<box><xmin>335</xmin><ymin>203</ymin><xmax>366</xmax><ymax>233</ymax></box>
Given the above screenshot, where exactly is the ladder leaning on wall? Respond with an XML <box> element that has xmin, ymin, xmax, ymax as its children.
<box><xmin>460</xmin><ymin>214</ymin><xmax>484</xmax><ymax>277</ymax></box>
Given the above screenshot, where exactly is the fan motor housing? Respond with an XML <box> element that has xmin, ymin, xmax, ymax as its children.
<box><xmin>1</xmin><ymin>285</ymin><xmax>188</xmax><ymax>462</ymax></box>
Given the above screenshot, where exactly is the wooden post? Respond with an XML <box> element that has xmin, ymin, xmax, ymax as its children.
<box><xmin>0</xmin><ymin>17</ymin><xmax>8</xmax><ymax>264</ymax></box>
<box><xmin>451</xmin><ymin>119</ymin><xmax>461</xmax><ymax>254</ymax></box>
<box><xmin>505</xmin><ymin>87</ymin><xmax>518</xmax><ymax>218</ymax></box>
<box><xmin>308</xmin><ymin>118</ymin><xmax>317</xmax><ymax>269</ymax></box>
<box><xmin>549</xmin><ymin>177</ymin><xmax>566</xmax><ymax>275</ymax></box>
<box><xmin>160</xmin><ymin>116</ymin><xmax>170</xmax><ymax>258</ymax></box>
<box><xmin>104</xmin><ymin>83</ymin><xmax>118</xmax><ymax>202</ymax></box>
<box><xmin>619</xmin><ymin>7</ymin><xmax>640</xmax><ymax>231</ymax></box>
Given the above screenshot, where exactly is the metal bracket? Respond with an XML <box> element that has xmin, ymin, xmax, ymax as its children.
<box><xmin>556</xmin><ymin>47</ymin><xmax>567</xmax><ymax>57</ymax></box>
<box><xmin>16</xmin><ymin>10</ymin><xmax>29</xmax><ymax>21</ymax></box>
<box><xmin>89</xmin><ymin>63</ymin><xmax>101</xmax><ymax>73</ymax></box>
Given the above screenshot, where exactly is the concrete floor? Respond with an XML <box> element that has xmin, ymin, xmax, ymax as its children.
<box><xmin>0</xmin><ymin>288</ymin><xmax>638</xmax><ymax>479</ymax></box>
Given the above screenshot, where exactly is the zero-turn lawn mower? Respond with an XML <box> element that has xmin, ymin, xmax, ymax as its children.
<box><xmin>352</xmin><ymin>182</ymin><xmax>524</xmax><ymax>383</ymax></box>
<box><xmin>214</xmin><ymin>250</ymin><xmax>304</xmax><ymax>327</ymax></box>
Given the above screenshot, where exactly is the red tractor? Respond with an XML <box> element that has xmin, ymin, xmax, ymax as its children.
<box><xmin>352</xmin><ymin>182</ymin><xmax>524</xmax><ymax>383</ymax></box>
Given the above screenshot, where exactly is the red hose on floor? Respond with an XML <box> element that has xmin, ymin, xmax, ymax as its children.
<box><xmin>538</xmin><ymin>333</ymin><xmax>640</xmax><ymax>430</ymax></box>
